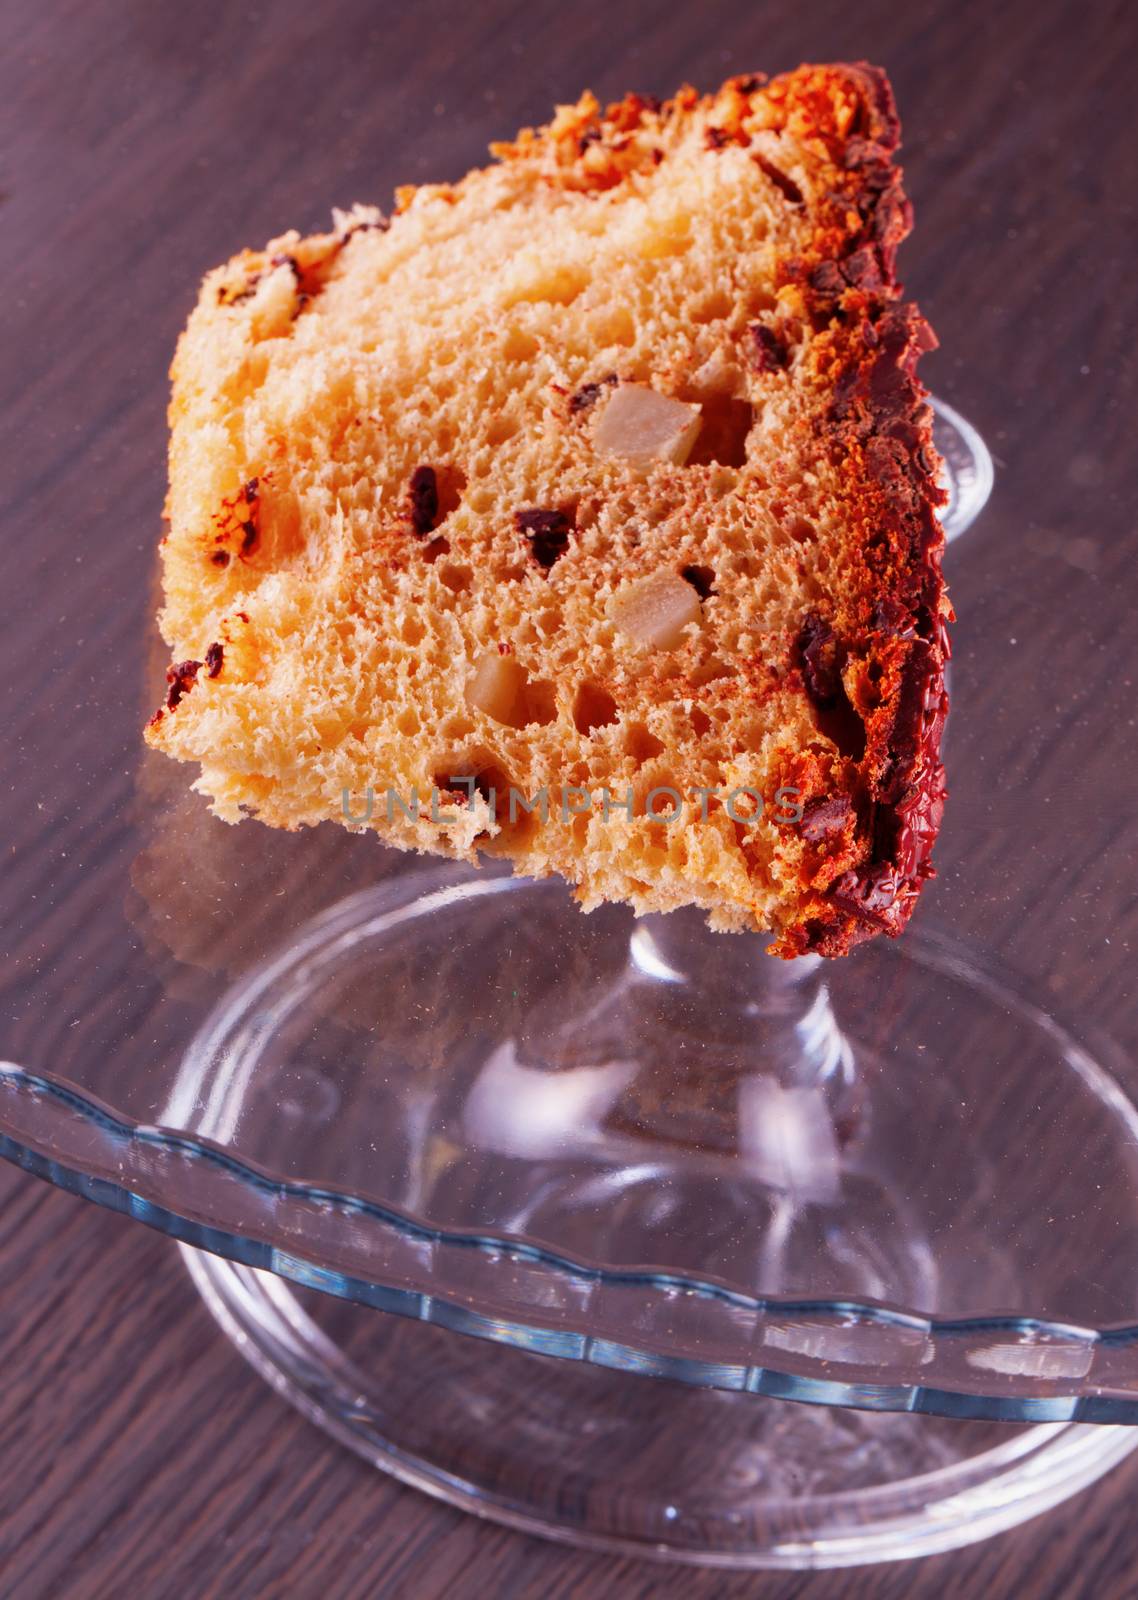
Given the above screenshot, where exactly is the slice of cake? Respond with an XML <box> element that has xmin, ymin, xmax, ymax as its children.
<box><xmin>146</xmin><ymin>62</ymin><xmax>950</xmax><ymax>957</ymax></box>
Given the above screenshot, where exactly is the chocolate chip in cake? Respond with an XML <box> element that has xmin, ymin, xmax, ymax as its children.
<box><xmin>800</xmin><ymin>793</ymin><xmax>854</xmax><ymax>841</ymax></box>
<box><xmin>407</xmin><ymin>465</ymin><xmax>440</xmax><ymax>535</ymax></box>
<box><xmin>752</xmin><ymin>152</ymin><xmax>804</xmax><ymax>205</ymax></box>
<box><xmin>238</xmin><ymin>478</ymin><xmax>261</xmax><ymax>556</ymax></box>
<box><xmin>204</xmin><ymin>642</ymin><xmax>224</xmax><ymax>678</ymax></box>
<box><xmin>809</xmin><ymin>260</ymin><xmax>845</xmax><ymax>297</ymax></box>
<box><xmin>569</xmin><ymin>373</ymin><xmax>617</xmax><ymax>414</ymax></box>
<box><xmin>516</xmin><ymin>507</ymin><xmax>573</xmax><ymax>569</ymax></box>
<box><xmin>797</xmin><ymin>614</ymin><xmax>840</xmax><ymax>703</ymax></box>
<box><xmin>745</xmin><ymin>322</ymin><xmax>788</xmax><ymax>373</ymax></box>
<box><xmin>165</xmin><ymin>659</ymin><xmax>202</xmax><ymax>710</ymax></box>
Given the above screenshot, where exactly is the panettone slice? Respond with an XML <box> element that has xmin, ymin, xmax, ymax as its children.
<box><xmin>146</xmin><ymin>62</ymin><xmax>950</xmax><ymax>957</ymax></box>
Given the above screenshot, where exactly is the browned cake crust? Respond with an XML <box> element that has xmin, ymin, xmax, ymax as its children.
<box><xmin>146</xmin><ymin>63</ymin><xmax>951</xmax><ymax>958</ymax></box>
<box><xmin>755</xmin><ymin>65</ymin><xmax>950</xmax><ymax>954</ymax></box>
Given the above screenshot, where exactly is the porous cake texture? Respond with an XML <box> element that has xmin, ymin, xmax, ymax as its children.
<box><xmin>146</xmin><ymin>62</ymin><xmax>951</xmax><ymax>957</ymax></box>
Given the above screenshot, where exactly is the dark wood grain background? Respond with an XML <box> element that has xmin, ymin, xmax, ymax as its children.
<box><xmin>4</xmin><ymin>0</ymin><xmax>1138</xmax><ymax>1595</ymax></box>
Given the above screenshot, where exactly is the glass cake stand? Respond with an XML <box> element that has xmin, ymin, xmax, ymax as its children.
<box><xmin>6</xmin><ymin>406</ymin><xmax>1138</xmax><ymax>1570</ymax></box>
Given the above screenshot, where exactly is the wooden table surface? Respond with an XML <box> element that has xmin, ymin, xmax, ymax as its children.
<box><xmin>4</xmin><ymin>0</ymin><xmax>1138</xmax><ymax>1595</ymax></box>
